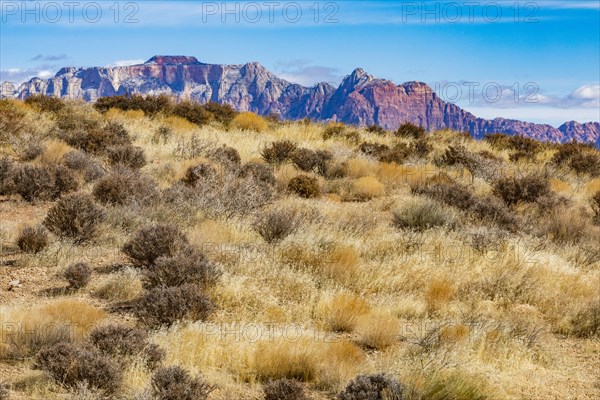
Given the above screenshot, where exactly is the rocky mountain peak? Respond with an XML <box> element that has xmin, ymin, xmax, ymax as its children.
<box><xmin>145</xmin><ymin>55</ymin><xmax>199</xmax><ymax>65</ymax></box>
<box><xmin>1</xmin><ymin>55</ymin><xmax>599</xmax><ymax>145</ymax></box>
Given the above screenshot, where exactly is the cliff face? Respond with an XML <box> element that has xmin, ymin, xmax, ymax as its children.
<box><xmin>2</xmin><ymin>56</ymin><xmax>598</xmax><ymax>144</ymax></box>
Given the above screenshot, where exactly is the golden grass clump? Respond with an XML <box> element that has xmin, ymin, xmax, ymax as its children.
<box><xmin>232</xmin><ymin>112</ymin><xmax>268</xmax><ymax>132</ymax></box>
<box><xmin>253</xmin><ymin>338</ymin><xmax>320</xmax><ymax>382</ymax></box>
<box><xmin>355</xmin><ymin>312</ymin><xmax>400</xmax><ymax>350</ymax></box>
<box><xmin>352</xmin><ymin>176</ymin><xmax>385</xmax><ymax>201</ymax></box>
<box><xmin>318</xmin><ymin>293</ymin><xmax>371</xmax><ymax>332</ymax></box>
<box><xmin>92</xmin><ymin>268</ymin><xmax>143</xmax><ymax>302</ymax></box>
<box><xmin>425</xmin><ymin>279</ymin><xmax>454</xmax><ymax>314</ymax></box>
<box><xmin>0</xmin><ymin>299</ymin><xmax>107</xmax><ymax>360</ymax></box>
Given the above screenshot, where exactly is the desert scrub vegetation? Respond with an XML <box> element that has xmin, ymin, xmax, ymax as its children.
<box><xmin>1</xmin><ymin>97</ymin><xmax>600</xmax><ymax>400</ymax></box>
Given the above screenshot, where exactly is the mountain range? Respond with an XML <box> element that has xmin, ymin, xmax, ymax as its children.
<box><xmin>1</xmin><ymin>55</ymin><xmax>599</xmax><ymax>144</ymax></box>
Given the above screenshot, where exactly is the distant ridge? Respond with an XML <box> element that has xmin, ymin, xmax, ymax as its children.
<box><xmin>2</xmin><ymin>56</ymin><xmax>599</xmax><ymax>144</ymax></box>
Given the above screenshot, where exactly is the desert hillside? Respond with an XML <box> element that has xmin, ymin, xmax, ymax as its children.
<box><xmin>0</xmin><ymin>95</ymin><xmax>599</xmax><ymax>400</ymax></box>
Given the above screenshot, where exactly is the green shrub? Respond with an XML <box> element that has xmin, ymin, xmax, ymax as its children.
<box><xmin>339</xmin><ymin>374</ymin><xmax>403</xmax><ymax>400</ymax></box>
<box><xmin>261</xmin><ymin>140</ymin><xmax>298</xmax><ymax>164</ymax></box>
<box><xmin>106</xmin><ymin>145</ymin><xmax>147</xmax><ymax>169</ymax></box>
<box><xmin>33</xmin><ymin>343</ymin><xmax>122</xmax><ymax>394</ymax></box>
<box><xmin>492</xmin><ymin>175</ymin><xmax>551</xmax><ymax>206</ymax></box>
<box><xmin>264</xmin><ymin>379</ymin><xmax>308</xmax><ymax>400</ymax></box>
<box><xmin>122</xmin><ymin>224</ymin><xmax>190</xmax><ymax>267</ymax></box>
<box><xmin>253</xmin><ymin>206</ymin><xmax>302</xmax><ymax>244</ymax></box>
<box><xmin>142</xmin><ymin>252</ymin><xmax>221</xmax><ymax>289</ymax></box>
<box><xmin>288</xmin><ymin>175</ymin><xmax>321</xmax><ymax>198</ymax></box>
<box><xmin>63</xmin><ymin>262</ymin><xmax>92</xmax><ymax>289</ymax></box>
<box><xmin>134</xmin><ymin>284</ymin><xmax>214</xmax><ymax>328</ymax></box>
<box><xmin>394</xmin><ymin>122</ymin><xmax>425</xmax><ymax>139</ymax></box>
<box><xmin>16</xmin><ymin>224</ymin><xmax>49</xmax><ymax>253</ymax></box>
<box><xmin>151</xmin><ymin>366</ymin><xmax>214</xmax><ymax>400</ymax></box>
<box><xmin>44</xmin><ymin>193</ymin><xmax>105</xmax><ymax>243</ymax></box>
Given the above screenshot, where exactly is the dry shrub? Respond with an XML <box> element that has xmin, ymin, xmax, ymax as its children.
<box><xmin>105</xmin><ymin>145</ymin><xmax>147</xmax><ymax>169</ymax></box>
<box><xmin>253</xmin><ymin>206</ymin><xmax>302</xmax><ymax>243</ymax></box>
<box><xmin>492</xmin><ymin>174</ymin><xmax>551</xmax><ymax>206</ymax></box>
<box><xmin>263</xmin><ymin>379</ymin><xmax>308</xmax><ymax>400</ymax></box>
<box><xmin>291</xmin><ymin>148</ymin><xmax>332</xmax><ymax>174</ymax></box>
<box><xmin>93</xmin><ymin>168</ymin><xmax>158</xmax><ymax>205</ymax></box>
<box><xmin>20</xmin><ymin>142</ymin><xmax>44</xmax><ymax>161</ymax></box>
<box><xmin>323</xmin><ymin>123</ymin><xmax>360</xmax><ymax>143</ymax></box>
<box><xmin>571</xmin><ymin>299</ymin><xmax>600</xmax><ymax>338</ymax></box>
<box><xmin>122</xmin><ymin>224</ymin><xmax>190</xmax><ymax>267</ymax></box>
<box><xmin>261</xmin><ymin>140</ymin><xmax>298</xmax><ymax>164</ymax></box>
<box><xmin>0</xmin><ymin>382</ymin><xmax>8</xmax><ymax>400</ymax></box>
<box><xmin>254</xmin><ymin>339</ymin><xmax>319</xmax><ymax>382</ymax></box>
<box><xmin>44</xmin><ymin>193</ymin><xmax>105</xmax><ymax>243</ymax></box>
<box><xmin>89</xmin><ymin>324</ymin><xmax>165</xmax><ymax>368</ymax></box>
<box><xmin>93</xmin><ymin>268</ymin><xmax>142</xmax><ymax>302</ymax></box>
<box><xmin>203</xmin><ymin>101</ymin><xmax>237</xmax><ymax>126</ymax></box>
<box><xmin>539</xmin><ymin>207</ymin><xmax>589</xmax><ymax>244</ymax></box>
<box><xmin>239</xmin><ymin>162</ymin><xmax>276</xmax><ymax>186</ymax></box>
<box><xmin>152</xmin><ymin>126</ymin><xmax>173</xmax><ymax>144</ymax></box>
<box><xmin>320</xmin><ymin>293</ymin><xmax>370</xmax><ymax>332</ymax></box>
<box><xmin>209</xmin><ymin>145</ymin><xmax>241</xmax><ymax>167</ymax></box>
<box><xmin>591</xmin><ymin>190</ymin><xmax>600</xmax><ymax>224</ymax></box>
<box><xmin>425</xmin><ymin>279</ymin><xmax>454</xmax><ymax>313</ymax></box>
<box><xmin>25</xmin><ymin>94</ymin><xmax>65</xmax><ymax>113</ymax></box>
<box><xmin>394</xmin><ymin>122</ymin><xmax>426</xmax><ymax>139</ymax></box>
<box><xmin>379</xmin><ymin>143</ymin><xmax>410</xmax><ymax>164</ymax></box>
<box><xmin>133</xmin><ymin>284</ymin><xmax>215</xmax><ymax>328</ymax></box>
<box><xmin>351</xmin><ymin>176</ymin><xmax>384</xmax><ymax>201</ymax></box>
<box><xmin>339</xmin><ymin>373</ymin><xmax>404</xmax><ymax>400</ymax></box>
<box><xmin>358</xmin><ymin>142</ymin><xmax>389</xmax><ymax>158</ymax></box>
<box><xmin>12</xmin><ymin>163</ymin><xmax>78</xmax><ymax>202</ymax></box>
<box><xmin>181</xmin><ymin>162</ymin><xmax>217</xmax><ymax>188</ymax></box>
<box><xmin>95</xmin><ymin>94</ymin><xmax>172</xmax><ymax>116</ymax></box>
<box><xmin>62</xmin><ymin>121</ymin><xmax>131</xmax><ymax>154</ymax></box>
<box><xmin>551</xmin><ymin>142</ymin><xmax>600</xmax><ymax>176</ymax></box>
<box><xmin>412</xmin><ymin>176</ymin><xmax>475</xmax><ymax>211</ymax></box>
<box><xmin>0</xmin><ymin>299</ymin><xmax>106</xmax><ymax>360</ymax></box>
<box><xmin>281</xmin><ymin>244</ymin><xmax>359</xmax><ymax>284</ymax></box>
<box><xmin>0</xmin><ymin>157</ymin><xmax>14</xmax><ymax>195</ymax></box>
<box><xmin>173</xmin><ymin>100</ymin><xmax>213</xmax><ymax>126</ymax></box>
<box><xmin>64</xmin><ymin>262</ymin><xmax>92</xmax><ymax>289</ymax></box>
<box><xmin>142</xmin><ymin>252</ymin><xmax>221</xmax><ymax>290</ymax></box>
<box><xmin>16</xmin><ymin>224</ymin><xmax>49</xmax><ymax>253</ymax></box>
<box><xmin>366</xmin><ymin>124</ymin><xmax>386</xmax><ymax>135</ymax></box>
<box><xmin>63</xmin><ymin>150</ymin><xmax>105</xmax><ymax>182</ymax></box>
<box><xmin>232</xmin><ymin>112</ymin><xmax>268</xmax><ymax>132</ymax></box>
<box><xmin>33</xmin><ymin>343</ymin><xmax>122</xmax><ymax>394</ymax></box>
<box><xmin>355</xmin><ymin>312</ymin><xmax>399</xmax><ymax>350</ymax></box>
<box><xmin>393</xmin><ymin>198</ymin><xmax>456</xmax><ymax>232</ymax></box>
<box><xmin>410</xmin><ymin>138</ymin><xmax>432</xmax><ymax>158</ymax></box>
<box><xmin>288</xmin><ymin>175</ymin><xmax>321</xmax><ymax>198</ymax></box>
<box><xmin>151</xmin><ymin>366</ymin><xmax>214</xmax><ymax>400</ymax></box>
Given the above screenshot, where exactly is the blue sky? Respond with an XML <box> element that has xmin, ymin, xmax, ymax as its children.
<box><xmin>1</xmin><ymin>0</ymin><xmax>599</xmax><ymax>126</ymax></box>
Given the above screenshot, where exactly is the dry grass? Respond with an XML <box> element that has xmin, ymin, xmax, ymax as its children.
<box><xmin>0</xmin><ymin>299</ymin><xmax>107</xmax><ymax>360</ymax></box>
<box><xmin>318</xmin><ymin>293</ymin><xmax>371</xmax><ymax>332</ymax></box>
<box><xmin>232</xmin><ymin>112</ymin><xmax>268</xmax><ymax>132</ymax></box>
<box><xmin>2</xmin><ymin>99</ymin><xmax>600</xmax><ymax>400</ymax></box>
